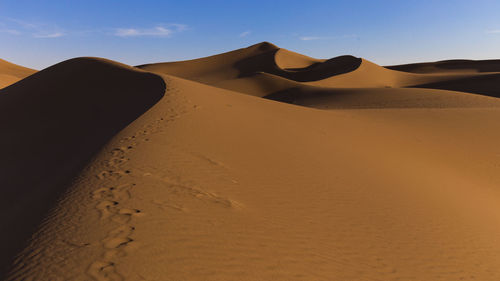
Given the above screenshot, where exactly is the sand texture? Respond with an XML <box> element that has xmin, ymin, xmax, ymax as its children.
<box><xmin>1</xmin><ymin>43</ymin><xmax>500</xmax><ymax>280</ymax></box>
<box><xmin>0</xmin><ymin>59</ymin><xmax>36</xmax><ymax>89</ymax></box>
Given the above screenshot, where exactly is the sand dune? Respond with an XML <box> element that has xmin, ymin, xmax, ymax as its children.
<box><xmin>138</xmin><ymin>42</ymin><xmax>279</xmax><ymax>84</ymax></box>
<box><xmin>274</xmin><ymin>48</ymin><xmax>324</xmax><ymax>69</ymax></box>
<box><xmin>387</xmin><ymin>59</ymin><xmax>500</xmax><ymax>74</ymax></box>
<box><xmin>266</xmin><ymin>86</ymin><xmax>500</xmax><ymax>109</ymax></box>
<box><xmin>2</xmin><ymin>43</ymin><xmax>500</xmax><ymax>281</ymax></box>
<box><xmin>0</xmin><ymin>57</ymin><xmax>165</xmax><ymax>278</ymax></box>
<box><xmin>140</xmin><ymin>42</ymin><xmax>500</xmax><ymax>108</ymax></box>
<box><xmin>412</xmin><ymin>73</ymin><xmax>500</xmax><ymax>98</ymax></box>
<box><xmin>139</xmin><ymin>42</ymin><xmax>360</xmax><ymax>83</ymax></box>
<box><xmin>0</xmin><ymin>59</ymin><xmax>36</xmax><ymax>89</ymax></box>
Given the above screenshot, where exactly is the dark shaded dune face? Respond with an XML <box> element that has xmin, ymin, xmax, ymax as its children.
<box><xmin>280</xmin><ymin>55</ymin><xmax>361</xmax><ymax>81</ymax></box>
<box><xmin>0</xmin><ymin>57</ymin><xmax>165</xmax><ymax>277</ymax></box>
<box><xmin>265</xmin><ymin>86</ymin><xmax>500</xmax><ymax>109</ymax></box>
<box><xmin>387</xmin><ymin>59</ymin><xmax>500</xmax><ymax>74</ymax></box>
<box><xmin>139</xmin><ymin>42</ymin><xmax>500</xmax><ymax>110</ymax></box>
<box><xmin>139</xmin><ymin>42</ymin><xmax>361</xmax><ymax>87</ymax></box>
<box><xmin>232</xmin><ymin>50</ymin><xmax>278</xmax><ymax>77</ymax></box>
<box><xmin>234</xmin><ymin>50</ymin><xmax>361</xmax><ymax>82</ymax></box>
<box><xmin>136</xmin><ymin>42</ymin><xmax>280</xmax><ymax>84</ymax></box>
<box><xmin>413</xmin><ymin>73</ymin><xmax>500</xmax><ymax>98</ymax></box>
<box><xmin>252</xmin><ymin>41</ymin><xmax>279</xmax><ymax>52</ymax></box>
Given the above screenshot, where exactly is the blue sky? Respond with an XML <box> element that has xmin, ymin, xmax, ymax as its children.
<box><xmin>1</xmin><ymin>0</ymin><xmax>499</xmax><ymax>69</ymax></box>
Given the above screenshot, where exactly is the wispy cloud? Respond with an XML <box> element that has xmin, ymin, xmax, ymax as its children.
<box><xmin>6</xmin><ymin>18</ymin><xmax>37</xmax><ymax>29</ymax></box>
<box><xmin>239</xmin><ymin>31</ymin><xmax>251</xmax><ymax>37</ymax></box>
<box><xmin>114</xmin><ymin>24</ymin><xmax>187</xmax><ymax>38</ymax></box>
<box><xmin>486</xmin><ymin>30</ymin><xmax>500</xmax><ymax>34</ymax></box>
<box><xmin>0</xmin><ymin>28</ymin><xmax>21</xmax><ymax>35</ymax></box>
<box><xmin>300</xmin><ymin>36</ymin><xmax>329</xmax><ymax>41</ymax></box>
<box><xmin>0</xmin><ymin>18</ymin><xmax>189</xmax><ymax>39</ymax></box>
<box><xmin>0</xmin><ymin>17</ymin><xmax>64</xmax><ymax>38</ymax></box>
<box><xmin>299</xmin><ymin>34</ymin><xmax>358</xmax><ymax>41</ymax></box>
<box><xmin>34</xmin><ymin>32</ymin><xmax>64</xmax><ymax>38</ymax></box>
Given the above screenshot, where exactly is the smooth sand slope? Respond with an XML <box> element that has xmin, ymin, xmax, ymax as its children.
<box><xmin>2</xmin><ymin>43</ymin><xmax>500</xmax><ymax>281</ymax></box>
<box><xmin>0</xmin><ymin>59</ymin><xmax>36</xmax><ymax>89</ymax></box>
<box><xmin>139</xmin><ymin>42</ymin><xmax>500</xmax><ymax>108</ymax></box>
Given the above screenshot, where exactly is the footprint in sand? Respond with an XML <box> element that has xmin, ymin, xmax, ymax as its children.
<box><xmin>111</xmin><ymin>148</ymin><xmax>126</xmax><ymax>157</ymax></box>
<box><xmin>112</xmin><ymin>208</ymin><xmax>143</xmax><ymax>224</ymax></box>
<box><xmin>95</xmin><ymin>199</ymin><xmax>143</xmax><ymax>223</ymax></box>
<box><xmin>87</xmin><ymin>261</ymin><xmax>123</xmax><ymax>281</ymax></box>
<box><xmin>107</xmin><ymin>157</ymin><xmax>128</xmax><ymax>167</ymax></box>
<box><xmin>87</xmin><ymin>225</ymin><xmax>137</xmax><ymax>281</ymax></box>
<box><xmin>88</xmin><ymin>128</ymin><xmax>149</xmax><ymax>280</ymax></box>
<box><xmin>104</xmin><ymin>225</ymin><xmax>138</xmax><ymax>258</ymax></box>
<box><xmin>91</xmin><ymin>185</ymin><xmax>131</xmax><ymax>201</ymax></box>
<box><xmin>96</xmin><ymin>170</ymin><xmax>124</xmax><ymax>180</ymax></box>
<box><xmin>95</xmin><ymin>200</ymin><xmax>119</xmax><ymax>220</ymax></box>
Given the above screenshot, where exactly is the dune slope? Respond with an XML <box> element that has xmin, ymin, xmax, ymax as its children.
<box><xmin>2</xmin><ymin>43</ymin><xmax>500</xmax><ymax>281</ymax></box>
<box><xmin>412</xmin><ymin>73</ymin><xmax>500</xmax><ymax>98</ymax></box>
<box><xmin>5</xmin><ymin>73</ymin><xmax>500</xmax><ymax>281</ymax></box>
<box><xmin>140</xmin><ymin>43</ymin><xmax>500</xmax><ymax>108</ymax></box>
<box><xmin>0</xmin><ymin>59</ymin><xmax>36</xmax><ymax>89</ymax></box>
<box><xmin>0</xmin><ymin>57</ymin><xmax>165</xmax><ymax>278</ymax></box>
<box><xmin>387</xmin><ymin>59</ymin><xmax>500</xmax><ymax>74</ymax></box>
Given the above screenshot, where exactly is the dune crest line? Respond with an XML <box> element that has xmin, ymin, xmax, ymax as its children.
<box><xmin>0</xmin><ymin>57</ymin><xmax>165</xmax><ymax>279</ymax></box>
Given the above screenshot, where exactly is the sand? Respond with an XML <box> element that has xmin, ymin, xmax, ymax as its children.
<box><xmin>2</xmin><ymin>43</ymin><xmax>500</xmax><ymax>281</ymax></box>
<box><xmin>0</xmin><ymin>59</ymin><xmax>36</xmax><ymax>89</ymax></box>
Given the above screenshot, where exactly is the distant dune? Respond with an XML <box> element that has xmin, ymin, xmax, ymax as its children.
<box><xmin>0</xmin><ymin>59</ymin><xmax>36</xmax><ymax>89</ymax></box>
<box><xmin>139</xmin><ymin>42</ymin><xmax>500</xmax><ymax>108</ymax></box>
<box><xmin>2</xmin><ymin>43</ymin><xmax>500</xmax><ymax>281</ymax></box>
<box><xmin>386</xmin><ymin>59</ymin><xmax>500</xmax><ymax>74</ymax></box>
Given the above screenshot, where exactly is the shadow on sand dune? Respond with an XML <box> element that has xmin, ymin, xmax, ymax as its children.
<box><xmin>387</xmin><ymin>59</ymin><xmax>500</xmax><ymax>74</ymax></box>
<box><xmin>234</xmin><ymin>48</ymin><xmax>362</xmax><ymax>82</ymax></box>
<box><xmin>0</xmin><ymin>57</ymin><xmax>165</xmax><ymax>278</ymax></box>
<box><xmin>411</xmin><ymin>73</ymin><xmax>500</xmax><ymax>98</ymax></box>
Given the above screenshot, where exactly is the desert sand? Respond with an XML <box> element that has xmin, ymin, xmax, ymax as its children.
<box><xmin>0</xmin><ymin>59</ymin><xmax>36</xmax><ymax>89</ymax></box>
<box><xmin>1</xmin><ymin>42</ymin><xmax>500</xmax><ymax>281</ymax></box>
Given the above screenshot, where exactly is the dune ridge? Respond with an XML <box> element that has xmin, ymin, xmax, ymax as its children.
<box><xmin>2</xmin><ymin>43</ymin><xmax>500</xmax><ymax>281</ymax></box>
<box><xmin>386</xmin><ymin>59</ymin><xmax>500</xmax><ymax>74</ymax></box>
<box><xmin>0</xmin><ymin>57</ymin><xmax>165</xmax><ymax>278</ymax></box>
<box><xmin>139</xmin><ymin>42</ymin><xmax>500</xmax><ymax>109</ymax></box>
<box><xmin>0</xmin><ymin>59</ymin><xmax>36</xmax><ymax>89</ymax></box>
